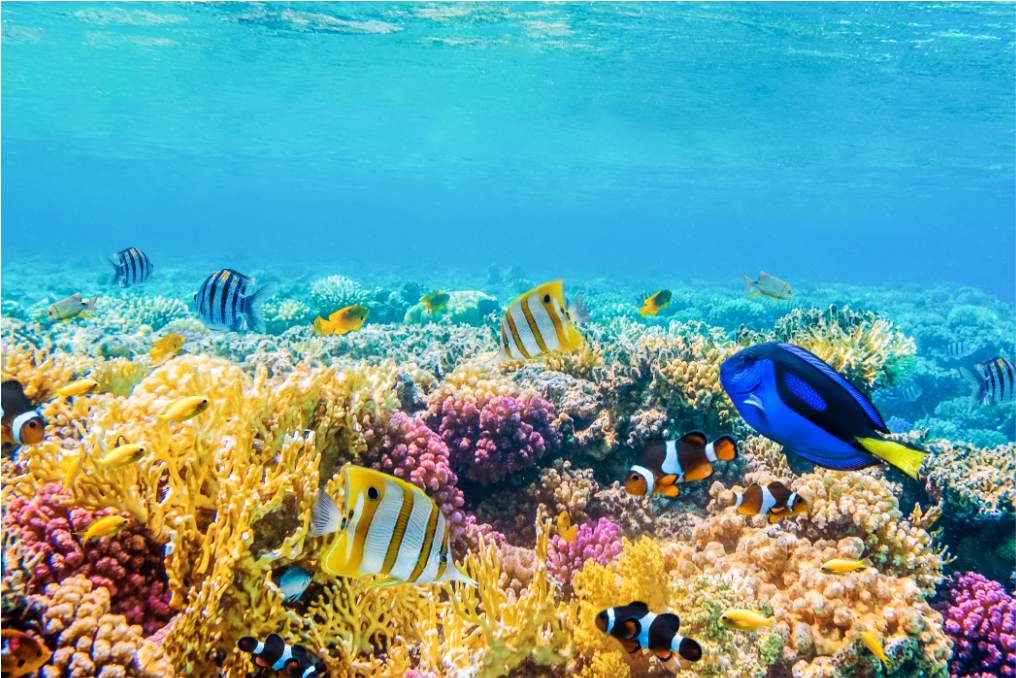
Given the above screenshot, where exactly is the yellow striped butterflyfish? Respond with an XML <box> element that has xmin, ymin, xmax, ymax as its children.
<box><xmin>309</xmin><ymin>466</ymin><xmax>476</xmax><ymax>587</ymax></box>
<box><xmin>492</xmin><ymin>279</ymin><xmax>585</xmax><ymax>362</ymax></box>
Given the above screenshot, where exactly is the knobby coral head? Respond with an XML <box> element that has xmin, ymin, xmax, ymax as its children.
<box><xmin>938</xmin><ymin>571</ymin><xmax>1016</xmax><ymax>677</ymax></box>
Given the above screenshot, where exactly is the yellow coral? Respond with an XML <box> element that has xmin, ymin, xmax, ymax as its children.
<box><xmin>93</xmin><ymin>357</ymin><xmax>151</xmax><ymax>397</ymax></box>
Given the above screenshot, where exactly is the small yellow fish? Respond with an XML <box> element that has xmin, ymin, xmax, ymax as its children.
<box><xmin>46</xmin><ymin>293</ymin><xmax>99</xmax><ymax>322</ymax></box>
<box><xmin>313</xmin><ymin>305</ymin><xmax>369</xmax><ymax>336</ymax></box>
<box><xmin>860</xmin><ymin>631</ymin><xmax>890</xmax><ymax>667</ymax></box>
<box><xmin>557</xmin><ymin>511</ymin><xmax>578</xmax><ymax>543</ymax></box>
<box><xmin>62</xmin><ymin>455</ymin><xmax>82</xmax><ymax>494</ymax></box>
<box><xmin>742</xmin><ymin>271</ymin><xmax>793</xmax><ymax>301</ymax></box>
<box><xmin>98</xmin><ymin>437</ymin><xmax>146</xmax><ymax>469</ymax></box>
<box><xmin>492</xmin><ymin>280</ymin><xmax>585</xmax><ymax>362</ymax></box>
<box><xmin>156</xmin><ymin>395</ymin><xmax>209</xmax><ymax>430</ymax></box>
<box><xmin>719</xmin><ymin>609</ymin><xmax>775</xmax><ymax>632</ymax></box>
<box><xmin>420</xmin><ymin>291</ymin><xmax>451</xmax><ymax>313</ymax></box>
<box><xmin>54</xmin><ymin>379</ymin><xmax>98</xmax><ymax>397</ymax></box>
<box><xmin>150</xmin><ymin>334</ymin><xmax>185</xmax><ymax>366</ymax></box>
<box><xmin>820</xmin><ymin>556</ymin><xmax>875</xmax><ymax>575</ymax></box>
<box><xmin>638</xmin><ymin>290</ymin><xmax>672</xmax><ymax>317</ymax></box>
<box><xmin>75</xmin><ymin>515</ymin><xmax>129</xmax><ymax>542</ymax></box>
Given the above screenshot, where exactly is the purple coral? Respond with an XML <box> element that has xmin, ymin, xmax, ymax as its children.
<box><xmin>428</xmin><ymin>393</ymin><xmax>560</xmax><ymax>485</ymax></box>
<box><xmin>2</xmin><ymin>483</ymin><xmax>174</xmax><ymax>636</ymax></box>
<box><xmin>938</xmin><ymin>572</ymin><xmax>1016</xmax><ymax>677</ymax></box>
<box><xmin>547</xmin><ymin>518</ymin><xmax>624</xmax><ymax>589</ymax></box>
<box><xmin>362</xmin><ymin>411</ymin><xmax>466</xmax><ymax>538</ymax></box>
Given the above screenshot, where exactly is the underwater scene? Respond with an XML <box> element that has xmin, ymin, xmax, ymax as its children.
<box><xmin>1</xmin><ymin>3</ymin><xmax>1014</xmax><ymax>678</ymax></box>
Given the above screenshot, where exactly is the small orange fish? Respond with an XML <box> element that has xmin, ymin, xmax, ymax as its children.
<box><xmin>313</xmin><ymin>305</ymin><xmax>369</xmax><ymax>336</ymax></box>
<box><xmin>639</xmin><ymin>290</ymin><xmax>672</xmax><ymax>317</ymax></box>
<box><xmin>75</xmin><ymin>515</ymin><xmax>130</xmax><ymax>542</ymax></box>
<box><xmin>150</xmin><ymin>334</ymin><xmax>185</xmax><ymax>366</ymax></box>
<box><xmin>1</xmin><ymin>629</ymin><xmax>52</xmax><ymax>678</ymax></box>
<box><xmin>557</xmin><ymin>511</ymin><xmax>577</xmax><ymax>543</ymax></box>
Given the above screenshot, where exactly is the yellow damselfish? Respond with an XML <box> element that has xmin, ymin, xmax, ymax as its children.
<box><xmin>155</xmin><ymin>395</ymin><xmax>209</xmax><ymax>430</ymax></box>
<box><xmin>820</xmin><ymin>556</ymin><xmax>874</xmax><ymax>575</ymax></box>
<box><xmin>75</xmin><ymin>515</ymin><xmax>129</xmax><ymax>542</ymax></box>
<box><xmin>719</xmin><ymin>609</ymin><xmax>775</xmax><ymax>632</ymax></box>
<box><xmin>860</xmin><ymin>631</ymin><xmax>890</xmax><ymax>667</ymax></box>
<box><xmin>638</xmin><ymin>290</ymin><xmax>672</xmax><ymax>317</ymax></box>
<box><xmin>98</xmin><ymin>437</ymin><xmax>147</xmax><ymax>469</ymax></box>
<box><xmin>62</xmin><ymin>455</ymin><xmax>82</xmax><ymax>494</ymax></box>
<box><xmin>150</xmin><ymin>334</ymin><xmax>185</xmax><ymax>366</ymax></box>
<box><xmin>420</xmin><ymin>291</ymin><xmax>451</xmax><ymax>313</ymax></box>
<box><xmin>557</xmin><ymin>511</ymin><xmax>577</xmax><ymax>543</ymax></box>
<box><xmin>313</xmin><ymin>305</ymin><xmax>369</xmax><ymax>336</ymax></box>
<box><xmin>54</xmin><ymin>380</ymin><xmax>98</xmax><ymax>397</ymax></box>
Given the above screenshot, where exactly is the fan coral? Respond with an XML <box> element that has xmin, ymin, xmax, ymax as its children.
<box><xmin>3</xmin><ymin>483</ymin><xmax>174</xmax><ymax>636</ymax></box>
<box><xmin>547</xmin><ymin>517</ymin><xmax>623</xmax><ymax>591</ymax></box>
<box><xmin>938</xmin><ymin>572</ymin><xmax>1016</xmax><ymax>678</ymax></box>
<box><xmin>25</xmin><ymin>574</ymin><xmax>174</xmax><ymax>678</ymax></box>
<box><xmin>310</xmin><ymin>274</ymin><xmax>369</xmax><ymax>315</ymax></box>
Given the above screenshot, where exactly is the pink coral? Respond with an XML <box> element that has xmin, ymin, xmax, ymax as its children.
<box><xmin>362</xmin><ymin>411</ymin><xmax>466</xmax><ymax>537</ymax></box>
<box><xmin>428</xmin><ymin>393</ymin><xmax>560</xmax><ymax>485</ymax></box>
<box><xmin>547</xmin><ymin>518</ymin><xmax>623</xmax><ymax>592</ymax></box>
<box><xmin>3</xmin><ymin>483</ymin><xmax>173</xmax><ymax>636</ymax></box>
<box><xmin>938</xmin><ymin>571</ymin><xmax>1016</xmax><ymax>677</ymax></box>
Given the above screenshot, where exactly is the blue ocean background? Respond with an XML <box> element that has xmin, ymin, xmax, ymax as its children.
<box><xmin>2</xmin><ymin>2</ymin><xmax>1013</xmax><ymax>299</ymax></box>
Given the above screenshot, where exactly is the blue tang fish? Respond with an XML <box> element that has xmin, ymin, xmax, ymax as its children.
<box><xmin>719</xmin><ymin>342</ymin><xmax>927</xmax><ymax>479</ymax></box>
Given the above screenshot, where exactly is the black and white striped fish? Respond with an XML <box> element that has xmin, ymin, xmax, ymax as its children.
<box><xmin>595</xmin><ymin>601</ymin><xmax>703</xmax><ymax>664</ymax></box>
<box><xmin>962</xmin><ymin>357</ymin><xmax>1015</xmax><ymax>406</ymax></box>
<box><xmin>194</xmin><ymin>269</ymin><xmax>277</xmax><ymax>333</ymax></box>
<box><xmin>938</xmin><ymin>341</ymin><xmax>976</xmax><ymax>360</ymax></box>
<box><xmin>101</xmin><ymin>248</ymin><xmax>153</xmax><ymax>288</ymax></box>
<box><xmin>900</xmin><ymin>382</ymin><xmax>923</xmax><ymax>402</ymax></box>
<box><xmin>237</xmin><ymin>634</ymin><xmax>318</xmax><ymax>678</ymax></box>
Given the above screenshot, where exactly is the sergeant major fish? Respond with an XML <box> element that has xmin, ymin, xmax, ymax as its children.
<box><xmin>624</xmin><ymin>432</ymin><xmax>737</xmax><ymax>498</ymax></box>
<box><xmin>309</xmin><ymin>465</ymin><xmax>476</xmax><ymax>587</ymax></box>
<box><xmin>46</xmin><ymin>293</ymin><xmax>99</xmax><ymax>322</ymax></box>
<box><xmin>101</xmin><ymin>247</ymin><xmax>153</xmax><ymax>288</ymax></box>
<box><xmin>961</xmin><ymin>357</ymin><xmax>1015</xmax><ymax>407</ymax></box>
<box><xmin>742</xmin><ymin>271</ymin><xmax>793</xmax><ymax>300</ymax></box>
<box><xmin>194</xmin><ymin>269</ymin><xmax>277</xmax><ymax>333</ymax></box>
<box><xmin>720</xmin><ymin>343</ymin><xmax>928</xmax><ymax>479</ymax></box>
<box><xmin>595</xmin><ymin>601</ymin><xmax>703</xmax><ymax>664</ymax></box>
<box><xmin>491</xmin><ymin>279</ymin><xmax>585</xmax><ymax>362</ymax></box>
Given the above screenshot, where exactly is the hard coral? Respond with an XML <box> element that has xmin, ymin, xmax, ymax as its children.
<box><xmin>923</xmin><ymin>438</ymin><xmax>1016</xmax><ymax>525</ymax></box>
<box><xmin>2</xmin><ymin>483</ymin><xmax>173</xmax><ymax>636</ymax></box>
<box><xmin>938</xmin><ymin>572</ymin><xmax>1016</xmax><ymax>678</ymax></box>
<box><xmin>547</xmin><ymin>518</ymin><xmax>623</xmax><ymax>592</ymax></box>
<box><xmin>26</xmin><ymin>574</ymin><xmax>174</xmax><ymax>678</ymax></box>
<box><xmin>310</xmin><ymin>274</ymin><xmax>369</xmax><ymax>316</ymax></box>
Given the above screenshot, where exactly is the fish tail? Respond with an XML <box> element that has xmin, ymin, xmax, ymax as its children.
<box><xmin>246</xmin><ymin>282</ymin><xmax>278</xmax><ymax>334</ymax></box>
<box><xmin>155</xmin><ymin>415</ymin><xmax>166</xmax><ymax>431</ymax></box>
<box><xmin>85</xmin><ymin>296</ymin><xmax>99</xmax><ymax>313</ymax></box>
<box><xmin>100</xmin><ymin>255</ymin><xmax>120</xmax><ymax>287</ymax></box>
<box><xmin>638</xmin><ymin>304</ymin><xmax>650</xmax><ymax>318</ymax></box>
<box><xmin>861</xmin><ymin>556</ymin><xmax>876</xmax><ymax>570</ymax></box>
<box><xmin>742</xmin><ymin>274</ymin><xmax>754</xmax><ymax>291</ymax></box>
<box><xmin>766</xmin><ymin>616</ymin><xmax>776</xmax><ymax>630</ymax></box>
<box><xmin>855</xmin><ymin>437</ymin><xmax>927</xmax><ymax>480</ymax></box>
<box><xmin>960</xmin><ymin>367</ymin><xmax>983</xmax><ymax>407</ymax></box>
<box><xmin>446</xmin><ymin>563</ymin><xmax>478</xmax><ymax>588</ymax></box>
<box><xmin>712</xmin><ymin>435</ymin><xmax>738</xmax><ymax>461</ymax></box>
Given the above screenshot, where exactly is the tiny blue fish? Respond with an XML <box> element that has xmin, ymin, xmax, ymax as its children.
<box><xmin>278</xmin><ymin>566</ymin><xmax>311</xmax><ymax>603</ymax></box>
<box><xmin>101</xmin><ymin>247</ymin><xmax>154</xmax><ymax>288</ymax></box>
<box><xmin>720</xmin><ymin>342</ymin><xmax>927</xmax><ymax>480</ymax></box>
<box><xmin>194</xmin><ymin>269</ymin><xmax>276</xmax><ymax>333</ymax></box>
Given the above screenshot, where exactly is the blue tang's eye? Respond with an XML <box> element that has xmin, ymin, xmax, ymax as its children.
<box><xmin>744</xmin><ymin>352</ymin><xmax>757</xmax><ymax>367</ymax></box>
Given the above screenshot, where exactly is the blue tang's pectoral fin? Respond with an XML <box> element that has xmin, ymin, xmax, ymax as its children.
<box><xmin>788</xmin><ymin>448</ymin><xmax>879</xmax><ymax>471</ymax></box>
<box><xmin>745</xmin><ymin>394</ymin><xmax>765</xmax><ymax>411</ymax></box>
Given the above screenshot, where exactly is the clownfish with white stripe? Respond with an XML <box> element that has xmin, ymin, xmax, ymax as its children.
<box><xmin>595</xmin><ymin>601</ymin><xmax>703</xmax><ymax>664</ymax></box>
<box><xmin>491</xmin><ymin>279</ymin><xmax>588</xmax><ymax>362</ymax></box>
<box><xmin>1</xmin><ymin>380</ymin><xmax>46</xmax><ymax>454</ymax></box>
<box><xmin>309</xmin><ymin>465</ymin><xmax>476</xmax><ymax>587</ymax></box>
<box><xmin>237</xmin><ymin>634</ymin><xmax>319</xmax><ymax>678</ymax></box>
<box><xmin>729</xmin><ymin>481</ymin><xmax>808</xmax><ymax>523</ymax></box>
<box><xmin>624</xmin><ymin>432</ymin><xmax>738</xmax><ymax>497</ymax></box>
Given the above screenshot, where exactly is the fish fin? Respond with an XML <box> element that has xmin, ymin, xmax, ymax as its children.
<box><xmin>712</xmin><ymin>435</ymin><xmax>738</xmax><ymax>461</ymax></box>
<box><xmin>155</xmin><ymin>416</ymin><xmax>166</xmax><ymax>431</ymax></box>
<box><xmin>100</xmin><ymin>255</ymin><xmax>121</xmax><ymax>286</ymax></box>
<box><xmin>659</xmin><ymin>484</ymin><xmax>680</xmax><ymax>497</ymax></box>
<box><xmin>86</xmin><ymin>296</ymin><xmax>99</xmax><ymax>312</ymax></box>
<box><xmin>442</xmin><ymin>562</ymin><xmax>478</xmax><ymax>588</ymax></box>
<box><xmin>334</xmin><ymin>326</ymin><xmax>351</xmax><ymax>336</ymax></box>
<box><xmin>678</xmin><ymin>431</ymin><xmax>708</xmax><ymax>446</ymax></box>
<box><xmin>627</xmin><ymin>601</ymin><xmax>650</xmax><ymax>612</ymax></box>
<box><xmin>659</xmin><ymin>474</ymin><xmax>680</xmax><ymax>486</ymax></box>
<box><xmin>309</xmin><ymin>491</ymin><xmax>341</xmax><ymax>538</ymax></box>
<box><xmin>768</xmin><ymin>514</ymin><xmax>783</xmax><ymax>524</ymax></box>
<box><xmin>639</xmin><ymin>305</ymin><xmax>650</xmax><ymax>318</ymax></box>
<box><xmin>747</xmin><ymin>292</ymin><xmax>764</xmax><ymax>298</ymax></box>
<box><xmin>283</xmin><ymin>659</ymin><xmax>302</xmax><ymax>677</ymax></box>
<box><xmin>676</xmin><ymin>637</ymin><xmax>703</xmax><ymax>662</ymax></box>
<box><xmin>683</xmin><ymin>464</ymin><xmax>713</xmax><ymax>482</ymax></box>
<box><xmin>620</xmin><ymin>617</ymin><xmax>642</xmax><ymax>641</ymax></box>
<box><xmin>656</xmin><ymin>612</ymin><xmax>681</xmax><ymax>634</ymax></box>
<box><xmin>237</xmin><ymin>636</ymin><xmax>260</xmax><ymax>653</ymax></box>
<box><xmin>960</xmin><ymin>367</ymin><xmax>983</xmax><ymax>407</ymax></box>
<box><xmin>367</xmin><ymin>575</ymin><xmax>406</xmax><ymax>587</ymax></box>
<box><xmin>621</xmin><ymin>639</ymin><xmax>640</xmax><ymax>654</ymax></box>
<box><xmin>855</xmin><ymin>437</ymin><xmax>927</xmax><ymax>481</ymax></box>
<box><xmin>79</xmin><ymin>312</ymin><xmax>95</xmax><ymax>319</ymax></box>
<box><xmin>745</xmin><ymin>394</ymin><xmax>765</xmax><ymax>411</ymax></box>
<box><xmin>652</xmin><ymin>649</ymin><xmax>674</xmax><ymax>661</ymax></box>
<box><xmin>246</xmin><ymin>282</ymin><xmax>278</xmax><ymax>334</ymax></box>
<box><xmin>742</xmin><ymin>274</ymin><xmax>754</xmax><ymax>292</ymax></box>
<box><xmin>788</xmin><ymin>447</ymin><xmax>879</xmax><ymax>471</ymax></box>
<box><xmin>861</xmin><ymin>556</ymin><xmax>876</xmax><ymax>570</ymax></box>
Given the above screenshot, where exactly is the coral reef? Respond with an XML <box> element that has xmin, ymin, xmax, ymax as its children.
<box><xmin>547</xmin><ymin>517</ymin><xmax>623</xmax><ymax>592</ymax></box>
<box><xmin>938</xmin><ymin>571</ymin><xmax>1016</xmax><ymax>678</ymax></box>
<box><xmin>310</xmin><ymin>274</ymin><xmax>369</xmax><ymax>316</ymax></box>
<box><xmin>404</xmin><ymin>290</ymin><xmax>497</xmax><ymax>327</ymax></box>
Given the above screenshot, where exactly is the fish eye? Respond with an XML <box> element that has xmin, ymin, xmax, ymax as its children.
<box><xmin>438</xmin><ymin>551</ymin><xmax>448</xmax><ymax>563</ymax></box>
<box><xmin>367</xmin><ymin>486</ymin><xmax>380</xmax><ymax>501</ymax></box>
<box><xmin>721</xmin><ymin>615</ymin><xmax>727</xmax><ymax>620</ymax></box>
<box><xmin>543</xmin><ymin>294</ymin><xmax>551</xmax><ymax>304</ymax></box>
<box><xmin>28</xmin><ymin>421</ymin><xmax>38</xmax><ymax>428</ymax></box>
<box><xmin>744</xmin><ymin>352</ymin><xmax>757</xmax><ymax>367</ymax></box>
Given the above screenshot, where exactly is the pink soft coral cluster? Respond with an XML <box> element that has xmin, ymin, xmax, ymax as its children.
<box><xmin>3</xmin><ymin>482</ymin><xmax>174</xmax><ymax>636</ymax></box>
<box><xmin>547</xmin><ymin>517</ymin><xmax>623</xmax><ymax>590</ymax></box>
<box><xmin>363</xmin><ymin>411</ymin><xmax>466</xmax><ymax>537</ymax></box>
<box><xmin>428</xmin><ymin>393</ymin><xmax>560</xmax><ymax>485</ymax></box>
<box><xmin>939</xmin><ymin>571</ymin><xmax>1016</xmax><ymax>677</ymax></box>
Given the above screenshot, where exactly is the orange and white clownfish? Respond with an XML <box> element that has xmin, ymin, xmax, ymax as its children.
<box><xmin>1</xmin><ymin>380</ymin><xmax>46</xmax><ymax>453</ymax></box>
<box><xmin>624</xmin><ymin>432</ymin><xmax>737</xmax><ymax>497</ymax></box>
<box><xmin>729</xmin><ymin>481</ymin><xmax>808</xmax><ymax>523</ymax></box>
<box><xmin>595</xmin><ymin>601</ymin><xmax>703</xmax><ymax>664</ymax></box>
<box><xmin>237</xmin><ymin>634</ymin><xmax>318</xmax><ymax>678</ymax></box>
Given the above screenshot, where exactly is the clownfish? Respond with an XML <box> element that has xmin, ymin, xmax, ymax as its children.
<box><xmin>1</xmin><ymin>380</ymin><xmax>46</xmax><ymax>454</ymax></box>
<box><xmin>595</xmin><ymin>601</ymin><xmax>703</xmax><ymax>664</ymax></box>
<box><xmin>625</xmin><ymin>432</ymin><xmax>738</xmax><ymax>497</ymax></box>
<box><xmin>639</xmin><ymin>290</ymin><xmax>672</xmax><ymax>317</ymax></box>
<box><xmin>491</xmin><ymin>279</ymin><xmax>586</xmax><ymax>362</ymax></box>
<box><xmin>309</xmin><ymin>465</ymin><xmax>476</xmax><ymax>587</ymax></box>
<box><xmin>237</xmin><ymin>634</ymin><xmax>319</xmax><ymax>678</ymax></box>
<box><xmin>729</xmin><ymin>482</ymin><xmax>808</xmax><ymax>523</ymax></box>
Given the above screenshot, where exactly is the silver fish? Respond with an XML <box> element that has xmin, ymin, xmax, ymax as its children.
<box><xmin>742</xmin><ymin>271</ymin><xmax>793</xmax><ymax>300</ymax></box>
<box><xmin>46</xmin><ymin>293</ymin><xmax>99</xmax><ymax>322</ymax></box>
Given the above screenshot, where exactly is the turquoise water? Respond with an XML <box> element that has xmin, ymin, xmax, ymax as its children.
<box><xmin>2</xmin><ymin>2</ymin><xmax>1014</xmax><ymax>296</ymax></box>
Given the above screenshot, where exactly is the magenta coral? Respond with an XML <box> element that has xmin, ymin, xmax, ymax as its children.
<box><xmin>547</xmin><ymin>518</ymin><xmax>624</xmax><ymax>589</ymax></box>
<box><xmin>428</xmin><ymin>393</ymin><xmax>560</xmax><ymax>485</ymax></box>
<box><xmin>3</xmin><ymin>483</ymin><xmax>174</xmax><ymax>636</ymax></box>
<box><xmin>939</xmin><ymin>571</ymin><xmax>1016</xmax><ymax>678</ymax></box>
<box><xmin>362</xmin><ymin>411</ymin><xmax>466</xmax><ymax>538</ymax></box>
